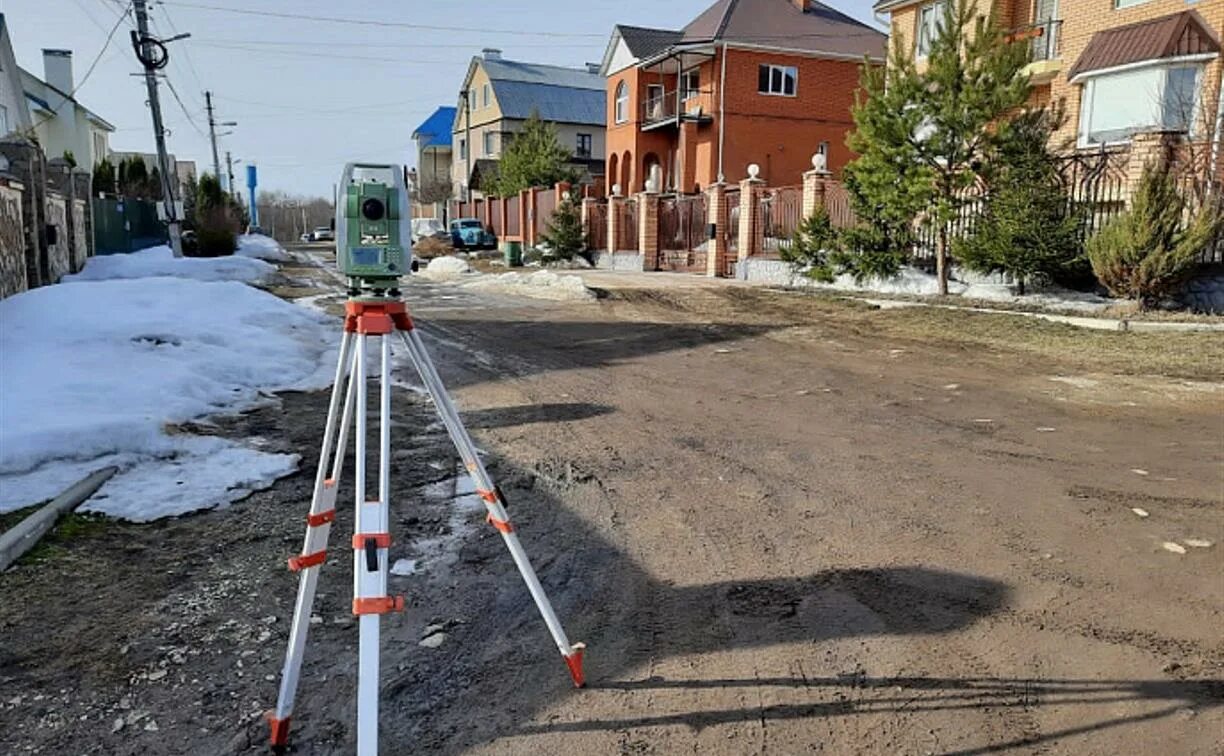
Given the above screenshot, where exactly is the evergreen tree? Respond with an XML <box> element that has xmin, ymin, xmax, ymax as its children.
<box><xmin>1087</xmin><ymin>160</ymin><xmax>1220</xmax><ymax>309</ymax></box>
<box><xmin>955</xmin><ymin>109</ymin><xmax>1084</xmax><ymax>294</ymax></box>
<box><xmin>490</xmin><ymin>111</ymin><xmax>576</xmax><ymax>197</ymax></box>
<box><xmin>193</xmin><ymin>173</ymin><xmax>239</xmax><ymax>256</ymax></box>
<box><xmin>540</xmin><ymin>192</ymin><xmax>584</xmax><ymax>260</ymax></box>
<box><xmin>839</xmin><ymin>0</ymin><xmax>1031</xmax><ymax>291</ymax></box>
<box><xmin>92</xmin><ymin>159</ymin><xmax>116</xmax><ymax>196</ymax></box>
<box><xmin>120</xmin><ymin>157</ymin><xmax>149</xmax><ymax>198</ymax></box>
<box><xmin>780</xmin><ymin>206</ymin><xmax>837</xmax><ymax>282</ymax></box>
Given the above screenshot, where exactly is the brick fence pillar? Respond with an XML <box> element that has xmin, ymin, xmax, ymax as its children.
<box><xmin>1124</xmin><ymin>131</ymin><xmax>1179</xmax><ymax>201</ymax></box>
<box><xmin>737</xmin><ymin>170</ymin><xmax>764</xmax><ymax>274</ymax></box>
<box><xmin>497</xmin><ymin>194</ymin><xmax>509</xmax><ymax>249</ymax></box>
<box><xmin>802</xmin><ymin>153</ymin><xmax>832</xmax><ymax>220</ymax></box>
<box><xmin>638</xmin><ymin>190</ymin><xmax>659</xmax><ymax>269</ymax></box>
<box><xmin>705</xmin><ymin>182</ymin><xmax>726</xmax><ymax>277</ymax></box>
<box><xmin>581</xmin><ymin>197</ymin><xmax>594</xmax><ymax>244</ymax></box>
<box><xmin>608</xmin><ymin>188</ymin><xmax>622</xmax><ymax>252</ymax></box>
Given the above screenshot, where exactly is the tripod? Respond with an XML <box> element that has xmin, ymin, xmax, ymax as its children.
<box><xmin>268</xmin><ymin>297</ymin><xmax>585</xmax><ymax>754</ymax></box>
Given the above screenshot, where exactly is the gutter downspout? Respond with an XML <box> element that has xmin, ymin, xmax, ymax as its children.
<box><xmin>1210</xmin><ymin>72</ymin><xmax>1223</xmax><ymax>196</ymax></box>
<box><xmin>717</xmin><ymin>42</ymin><xmax>728</xmax><ymax>183</ymax></box>
<box><xmin>677</xmin><ymin>55</ymin><xmax>683</xmax><ymax>193</ymax></box>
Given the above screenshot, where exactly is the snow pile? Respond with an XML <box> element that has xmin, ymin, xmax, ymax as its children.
<box><xmin>0</xmin><ymin>278</ymin><xmax>334</xmax><ymax>520</ymax></box>
<box><xmin>237</xmin><ymin>234</ymin><xmax>291</xmax><ymax>262</ymax></box>
<box><xmin>418</xmin><ymin>255</ymin><xmax>473</xmax><ymax>280</ymax></box>
<box><xmin>821</xmin><ymin>267</ymin><xmax>968</xmax><ymax>296</ymax></box>
<box><xmin>462</xmin><ymin>270</ymin><xmax>596</xmax><ymax>302</ymax></box>
<box><xmin>64</xmin><ymin>245</ymin><xmax>276</xmax><ymax>284</ymax></box>
<box><xmin>959</xmin><ymin>281</ymin><xmax>1110</xmax><ymax>313</ymax></box>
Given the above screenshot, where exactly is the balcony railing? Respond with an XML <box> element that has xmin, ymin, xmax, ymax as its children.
<box><xmin>641</xmin><ymin>88</ymin><xmax>714</xmax><ymax>128</ymax></box>
<box><xmin>1012</xmin><ymin>18</ymin><xmax>1062</xmax><ymax>62</ymax></box>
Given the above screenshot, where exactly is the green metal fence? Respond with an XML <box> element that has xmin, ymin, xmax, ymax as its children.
<box><xmin>92</xmin><ymin>198</ymin><xmax>167</xmax><ymax>255</ymax></box>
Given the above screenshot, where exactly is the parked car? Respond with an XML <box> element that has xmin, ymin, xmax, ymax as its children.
<box><xmin>411</xmin><ymin>217</ymin><xmax>447</xmax><ymax>244</ymax></box>
<box><xmin>449</xmin><ymin>218</ymin><xmax>495</xmax><ymax>250</ymax></box>
<box><xmin>299</xmin><ymin>233</ymin><xmax>312</xmax><ymax>243</ymax></box>
<box><xmin>311</xmin><ymin>226</ymin><xmax>335</xmax><ymax>242</ymax></box>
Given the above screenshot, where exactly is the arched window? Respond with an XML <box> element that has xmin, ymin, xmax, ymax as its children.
<box><xmin>614</xmin><ymin>81</ymin><xmax>629</xmax><ymax>124</ymax></box>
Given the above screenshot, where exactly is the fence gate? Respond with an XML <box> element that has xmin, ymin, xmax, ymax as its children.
<box><xmin>657</xmin><ymin>193</ymin><xmax>708</xmax><ymax>272</ymax></box>
<box><xmin>617</xmin><ymin>199</ymin><xmax>638</xmax><ymax>252</ymax></box>
<box><xmin>586</xmin><ymin>200</ymin><xmax>608</xmax><ymax>252</ymax></box>
<box><xmin>91</xmin><ymin>198</ymin><xmax>167</xmax><ymax>255</ymax></box>
<box><xmin>723</xmin><ymin>188</ymin><xmax>740</xmax><ymax>276</ymax></box>
<box><xmin>758</xmin><ymin>186</ymin><xmax>802</xmax><ymax>257</ymax></box>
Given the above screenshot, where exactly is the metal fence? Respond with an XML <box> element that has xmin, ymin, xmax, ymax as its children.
<box><xmin>758</xmin><ymin>186</ymin><xmax>803</xmax><ymax>256</ymax></box>
<box><xmin>92</xmin><ymin>198</ymin><xmax>166</xmax><ymax>255</ymax></box>
<box><xmin>658</xmin><ymin>193</ymin><xmax>708</xmax><ymax>272</ymax></box>
<box><xmin>617</xmin><ymin>199</ymin><xmax>638</xmax><ymax>252</ymax></box>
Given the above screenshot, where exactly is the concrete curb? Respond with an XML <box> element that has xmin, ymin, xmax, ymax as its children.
<box><xmin>859</xmin><ymin>298</ymin><xmax>1224</xmax><ymax>333</ymax></box>
<box><xmin>0</xmin><ymin>466</ymin><xmax>117</xmax><ymax>571</ymax></box>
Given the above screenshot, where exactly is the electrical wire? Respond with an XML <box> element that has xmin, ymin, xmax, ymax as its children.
<box><xmin>187</xmin><ymin>42</ymin><xmax>465</xmax><ymax>65</ymax></box>
<box><xmin>157</xmin><ymin>1</ymin><xmax>607</xmax><ymax>38</ymax></box>
<box><xmin>164</xmin><ymin>77</ymin><xmax>209</xmax><ymax>137</ymax></box>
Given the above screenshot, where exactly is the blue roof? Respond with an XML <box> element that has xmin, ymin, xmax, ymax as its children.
<box><xmin>492</xmin><ymin>81</ymin><xmax>604</xmax><ymax>125</ymax></box>
<box><xmin>413</xmin><ymin>106</ymin><xmax>456</xmax><ymax>148</ymax></box>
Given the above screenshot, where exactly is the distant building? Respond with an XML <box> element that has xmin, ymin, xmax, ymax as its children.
<box><xmin>452</xmin><ymin>49</ymin><xmax>605</xmax><ymax>200</ymax></box>
<box><xmin>109</xmin><ymin>150</ymin><xmax>198</xmax><ymax>200</ymax></box>
<box><xmin>411</xmin><ymin>106</ymin><xmax>456</xmax><ymax>218</ymax></box>
<box><xmin>0</xmin><ymin>14</ymin><xmax>33</xmax><ymax>137</ymax></box>
<box><xmin>20</xmin><ymin>49</ymin><xmax>114</xmax><ymax>168</ymax></box>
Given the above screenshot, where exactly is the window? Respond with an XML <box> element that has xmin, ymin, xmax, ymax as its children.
<box><xmin>468</xmin><ymin>89</ymin><xmax>476</xmax><ymax>111</ymax></box>
<box><xmin>93</xmin><ymin>131</ymin><xmax>107</xmax><ymax>164</ymax></box>
<box><xmin>1114</xmin><ymin>0</ymin><xmax>1152</xmax><ymax>7</ymax></box>
<box><xmin>758</xmin><ymin>64</ymin><xmax>797</xmax><ymax>96</ymax></box>
<box><xmin>576</xmin><ymin>133</ymin><xmax>592</xmax><ymax>158</ymax></box>
<box><xmin>1078</xmin><ymin>63</ymin><xmax>1204</xmax><ymax>146</ymax></box>
<box><xmin>483</xmin><ymin>131</ymin><xmax>495</xmax><ymax>156</ymax></box>
<box><xmin>458</xmin><ymin>138</ymin><xmax>467</xmax><ymax>160</ymax></box>
<box><xmin>681</xmin><ymin>68</ymin><xmax>700</xmax><ymax>100</ymax></box>
<box><xmin>917</xmin><ymin>0</ymin><xmax>948</xmax><ymax>58</ymax></box>
<box><xmin>614</xmin><ymin>81</ymin><xmax>629</xmax><ymax>124</ymax></box>
<box><xmin>0</xmin><ymin>105</ymin><xmax>8</xmax><ymax>137</ymax></box>
<box><xmin>482</xmin><ymin>83</ymin><xmax>491</xmax><ymax>109</ymax></box>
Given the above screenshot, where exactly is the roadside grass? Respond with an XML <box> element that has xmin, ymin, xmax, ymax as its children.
<box><xmin>0</xmin><ymin>504</ymin><xmax>111</xmax><ymax>565</ymax></box>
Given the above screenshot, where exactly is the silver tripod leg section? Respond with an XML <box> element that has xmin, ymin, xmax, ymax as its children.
<box><xmin>270</xmin><ymin>331</ymin><xmax>358</xmax><ymax>746</ymax></box>
<box><xmin>397</xmin><ymin>327</ymin><xmax>586</xmax><ymax>686</ymax></box>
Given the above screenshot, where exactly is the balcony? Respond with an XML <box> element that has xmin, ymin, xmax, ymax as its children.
<box><xmin>641</xmin><ymin>89</ymin><xmax>715</xmax><ymax>130</ymax></box>
<box><xmin>1014</xmin><ymin>19</ymin><xmax>1063</xmax><ymax>83</ymax></box>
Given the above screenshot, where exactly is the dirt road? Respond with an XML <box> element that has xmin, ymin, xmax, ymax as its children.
<box><xmin>1</xmin><ymin>250</ymin><xmax>1221</xmax><ymax>755</ymax></box>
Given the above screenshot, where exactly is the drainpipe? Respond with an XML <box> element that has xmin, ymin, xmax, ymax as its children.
<box><xmin>676</xmin><ymin>55</ymin><xmax>683</xmax><ymax>193</ymax></box>
<box><xmin>1211</xmin><ymin>73</ymin><xmax>1224</xmax><ymax>196</ymax></box>
<box><xmin>717</xmin><ymin>42</ymin><xmax>728</xmax><ymax>183</ymax></box>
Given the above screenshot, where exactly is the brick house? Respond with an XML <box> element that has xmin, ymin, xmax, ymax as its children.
<box><xmin>873</xmin><ymin>0</ymin><xmax>1223</xmax><ymax>160</ymax></box>
<box><xmin>599</xmin><ymin>0</ymin><xmax>886</xmax><ymax>195</ymax></box>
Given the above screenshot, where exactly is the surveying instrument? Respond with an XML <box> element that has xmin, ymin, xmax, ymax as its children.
<box><xmin>267</xmin><ymin>163</ymin><xmax>585</xmax><ymax>753</ymax></box>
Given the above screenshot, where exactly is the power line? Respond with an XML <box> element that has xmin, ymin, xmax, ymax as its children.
<box><xmin>151</xmin><ymin>1</ymin><xmax>207</xmax><ymax>99</ymax></box>
<box><xmin>164</xmin><ymin>77</ymin><xmax>208</xmax><ymax>137</ymax></box>
<box><xmin>188</xmin><ymin>41</ymin><xmax>466</xmax><ymax>65</ymax></box>
<box><xmin>197</xmin><ymin>37</ymin><xmax>599</xmax><ymax>50</ymax></box>
<box><xmin>158</xmin><ymin>1</ymin><xmax>607</xmax><ymax>38</ymax></box>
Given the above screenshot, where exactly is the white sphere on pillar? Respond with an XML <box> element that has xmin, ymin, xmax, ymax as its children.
<box><xmin>812</xmin><ymin>152</ymin><xmax>828</xmax><ymax>172</ymax></box>
<box><xmin>747</xmin><ymin>163</ymin><xmax>760</xmax><ymax>180</ymax></box>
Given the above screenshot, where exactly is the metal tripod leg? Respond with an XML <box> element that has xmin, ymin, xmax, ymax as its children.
<box><xmin>397</xmin><ymin>326</ymin><xmax>586</xmax><ymax>687</ymax></box>
<box><xmin>268</xmin><ymin>332</ymin><xmax>359</xmax><ymax>748</ymax></box>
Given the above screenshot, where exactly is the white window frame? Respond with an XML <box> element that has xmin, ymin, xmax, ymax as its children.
<box><xmin>458</xmin><ymin>138</ymin><xmax>467</xmax><ymax>160</ymax></box>
<box><xmin>614</xmin><ymin>81</ymin><xmax>629</xmax><ymax>124</ymax></box>
<box><xmin>0</xmin><ymin>105</ymin><xmax>8</xmax><ymax>137</ymax></box>
<box><xmin>916</xmin><ymin>0</ymin><xmax>948</xmax><ymax>59</ymax></box>
<box><xmin>483</xmin><ymin>131</ymin><xmax>495</xmax><ymax>156</ymax></box>
<box><xmin>758</xmin><ymin>64</ymin><xmax>798</xmax><ymax>97</ymax></box>
<box><xmin>1114</xmin><ymin>0</ymin><xmax>1153</xmax><ymax>7</ymax></box>
<box><xmin>681</xmin><ymin>68</ymin><xmax>700</xmax><ymax>101</ymax></box>
<box><xmin>1075</xmin><ymin>56</ymin><xmax>1212</xmax><ymax>148</ymax></box>
<box><xmin>482</xmin><ymin>83</ymin><xmax>491</xmax><ymax>109</ymax></box>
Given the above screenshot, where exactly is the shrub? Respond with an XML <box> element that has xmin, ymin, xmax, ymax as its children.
<box><xmin>1087</xmin><ymin>161</ymin><xmax>1220</xmax><ymax>309</ymax></box>
<box><xmin>540</xmin><ymin>193</ymin><xmax>584</xmax><ymax>261</ymax></box>
<box><xmin>781</xmin><ymin>207</ymin><xmax>837</xmax><ymax>282</ymax></box>
<box><xmin>192</xmin><ymin>174</ymin><xmax>239</xmax><ymax>257</ymax></box>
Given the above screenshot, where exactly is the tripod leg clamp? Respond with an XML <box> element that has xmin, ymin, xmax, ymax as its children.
<box><xmin>487</xmin><ymin>514</ymin><xmax>514</xmax><ymax>534</ymax></box>
<box><xmin>288</xmin><ymin>550</ymin><xmax>327</xmax><ymax>572</ymax></box>
<box><xmin>306</xmin><ymin>509</ymin><xmax>336</xmax><ymax>527</ymax></box>
<box><xmin>353</xmin><ymin>596</ymin><xmax>405</xmax><ymax>615</ymax></box>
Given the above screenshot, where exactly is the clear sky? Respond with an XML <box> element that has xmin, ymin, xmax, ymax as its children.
<box><xmin>4</xmin><ymin>0</ymin><xmax>884</xmax><ymax>197</ymax></box>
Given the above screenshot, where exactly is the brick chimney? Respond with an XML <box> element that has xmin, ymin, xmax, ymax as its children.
<box><xmin>42</xmin><ymin>49</ymin><xmax>73</xmax><ymax>95</ymax></box>
<box><xmin>482</xmin><ymin>48</ymin><xmax>502</xmax><ymax>61</ymax></box>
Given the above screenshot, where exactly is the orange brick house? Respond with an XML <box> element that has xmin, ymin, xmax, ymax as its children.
<box><xmin>599</xmin><ymin>0</ymin><xmax>886</xmax><ymax>196</ymax></box>
<box><xmin>874</xmin><ymin>0</ymin><xmax>1223</xmax><ymax>155</ymax></box>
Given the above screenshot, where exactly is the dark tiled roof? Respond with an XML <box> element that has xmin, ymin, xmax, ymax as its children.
<box><xmin>483</xmin><ymin>58</ymin><xmax>603</xmax><ymax>91</ymax></box>
<box><xmin>1069</xmin><ymin>10</ymin><xmax>1221</xmax><ymax>80</ymax></box>
<box><xmin>679</xmin><ymin>0</ymin><xmax>887</xmax><ymax>60</ymax></box>
<box><xmin>617</xmin><ymin>25</ymin><xmax>683</xmax><ymax>60</ymax></box>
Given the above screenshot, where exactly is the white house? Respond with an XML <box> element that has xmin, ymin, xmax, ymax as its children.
<box><xmin>0</xmin><ymin>14</ymin><xmax>33</xmax><ymax>137</ymax></box>
<box><xmin>20</xmin><ymin>49</ymin><xmax>114</xmax><ymax>168</ymax></box>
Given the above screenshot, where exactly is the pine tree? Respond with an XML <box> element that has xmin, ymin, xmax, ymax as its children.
<box><xmin>541</xmin><ymin>192</ymin><xmax>584</xmax><ymax>260</ymax></box>
<box><xmin>490</xmin><ymin>111</ymin><xmax>577</xmax><ymax>197</ymax></box>
<box><xmin>1087</xmin><ymin>160</ymin><xmax>1220</xmax><ymax>309</ymax></box>
<box><xmin>194</xmin><ymin>173</ymin><xmax>238</xmax><ymax>256</ymax></box>
<box><xmin>92</xmin><ymin>159</ymin><xmax>116</xmax><ymax>196</ymax></box>
<box><xmin>840</xmin><ymin>0</ymin><xmax>1031</xmax><ymax>291</ymax></box>
<box><xmin>956</xmin><ymin>109</ymin><xmax>1084</xmax><ymax>294</ymax></box>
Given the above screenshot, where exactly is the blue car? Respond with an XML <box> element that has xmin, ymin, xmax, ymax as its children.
<box><xmin>450</xmin><ymin>218</ymin><xmax>495</xmax><ymax>250</ymax></box>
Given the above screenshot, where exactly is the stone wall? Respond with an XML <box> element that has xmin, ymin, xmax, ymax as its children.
<box><xmin>72</xmin><ymin>199</ymin><xmax>88</xmax><ymax>271</ymax></box>
<box><xmin>45</xmin><ymin>192</ymin><xmax>70</xmax><ymax>284</ymax></box>
<box><xmin>594</xmin><ymin>252</ymin><xmax>645</xmax><ymax>271</ymax></box>
<box><xmin>0</xmin><ymin>179</ymin><xmax>26</xmax><ymax>299</ymax></box>
<box><xmin>0</xmin><ymin>138</ymin><xmax>47</xmax><ymax>289</ymax></box>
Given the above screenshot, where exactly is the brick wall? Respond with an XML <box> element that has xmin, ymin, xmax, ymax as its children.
<box><xmin>0</xmin><ymin>178</ymin><xmax>26</xmax><ymax>299</ymax></box>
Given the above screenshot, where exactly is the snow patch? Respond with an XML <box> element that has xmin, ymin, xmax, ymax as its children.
<box><xmin>0</xmin><ymin>277</ymin><xmax>334</xmax><ymax>520</ymax></box>
<box><xmin>462</xmin><ymin>270</ymin><xmax>595</xmax><ymax>302</ymax></box>
<box><xmin>418</xmin><ymin>255</ymin><xmax>473</xmax><ymax>280</ymax></box>
<box><xmin>237</xmin><ymin>234</ymin><xmax>291</xmax><ymax>262</ymax></box>
<box><xmin>63</xmin><ymin>245</ymin><xmax>276</xmax><ymax>284</ymax></box>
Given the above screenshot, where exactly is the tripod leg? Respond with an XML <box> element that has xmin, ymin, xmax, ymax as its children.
<box><xmin>269</xmin><ymin>332</ymin><xmax>359</xmax><ymax>748</ymax></box>
<box><xmin>352</xmin><ymin>334</ymin><xmax>402</xmax><ymax>756</ymax></box>
<box><xmin>397</xmin><ymin>327</ymin><xmax>586</xmax><ymax>687</ymax></box>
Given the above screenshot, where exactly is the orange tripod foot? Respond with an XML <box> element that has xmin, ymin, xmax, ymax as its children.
<box><xmin>564</xmin><ymin>643</ymin><xmax>586</xmax><ymax>688</ymax></box>
<box><xmin>266</xmin><ymin>712</ymin><xmax>291</xmax><ymax>749</ymax></box>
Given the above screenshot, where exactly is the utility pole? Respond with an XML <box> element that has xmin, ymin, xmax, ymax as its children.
<box><xmin>205</xmin><ymin>91</ymin><xmax>222</xmax><ymax>185</ymax></box>
<box><xmin>225</xmin><ymin>151</ymin><xmax>237</xmax><ymax>201</ymax></box>
<box><xmin>131</xmin><ymin>0</ymin><xmax>183</xmax><ymax>256</ymax></box>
